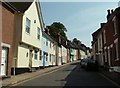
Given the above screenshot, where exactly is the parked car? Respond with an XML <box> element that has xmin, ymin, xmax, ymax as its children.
<box><xmin>80</xmin><ymin>58</ymin><xmax>88</xmax><ymax>68</ymax></box>
<box><xmin>85</xmin><ymin>59</ymin><xmax>99</xmax><ymax>71</ymax></box>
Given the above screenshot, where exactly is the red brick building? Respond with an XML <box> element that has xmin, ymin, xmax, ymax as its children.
<box><xmin>92</xmin><ymin>7</ymin><xmax>120</xmax><ymax>72</ymax></box>
<box><xmin>0</xmin><ymin>2</ymin><xmax>15</xmax><ymax>77</ymax></box>
<box><xmin>0</xmin><ymin>2</ymin><xmax>33</xmax><ymax>77</ymax></box>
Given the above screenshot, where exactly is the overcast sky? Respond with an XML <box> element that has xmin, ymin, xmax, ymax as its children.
<box><xmin>40</xmin><ymin>1</ymin><xmax>119</xmax><ymax>47</ymax></box>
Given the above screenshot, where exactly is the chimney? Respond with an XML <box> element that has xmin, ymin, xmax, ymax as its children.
<box><xmin>45</xmin><ymin>28</ymin><xmax>50</xmax><ymax>35</ymax></box>
<box><xmin>100</xmin><ymin>23</ymin><xmax>106</xmax><ymax>28</ymax></box>
<box><xmin>107</xmin><ymin>9</ymin><xmax>111</xmax><ymax>20</ymax></box>
<box><xmin>111</xmin><ymin>9</ymin><xmax>114</xmax><ymax>14</ymax></box>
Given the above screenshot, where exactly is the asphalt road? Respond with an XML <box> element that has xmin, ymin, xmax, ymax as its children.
<box><xmin>10</xmin><ymin>61</ymin><xmax>120</xmax><ymax>88</ymax></box>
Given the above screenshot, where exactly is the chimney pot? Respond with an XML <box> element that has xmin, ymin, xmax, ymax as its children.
<box><xmin>111</xmin><ymin>9</ymin><xmax>114</xmax><ymax>13</ymax></box>
<box><xmin>107</xmin><ymin>9</ymin><xmax>111</xmax><ymax>20</ymax></box>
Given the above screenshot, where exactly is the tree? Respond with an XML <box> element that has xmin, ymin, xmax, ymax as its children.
<box><xmin>47</xmin><ymin>22</ymin><xmax>67</xmax><ymax>39</ymax></box>
<box><xmin>72</xmin><ymin>38</ymin><xmax>81</xmax><ymax>45</ymax></box>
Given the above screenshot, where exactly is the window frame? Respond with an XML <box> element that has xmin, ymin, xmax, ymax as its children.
<box><xmin>26</xmin><ymin>17</ymin><xmax>31</xmax><ymax>34</ymax></box>
<box><xmin>37</xmin><ymin>27</ymin><xmax>40</xmax><ymax>40</ymax></box>
<box><xmin>34</xmin><ymin>51</ymin><xmax>38</xmax><ymax>60</ymax></box>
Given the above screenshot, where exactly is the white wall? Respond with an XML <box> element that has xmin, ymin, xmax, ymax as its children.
<box><xmin>17</xmin><ymin>0</ymin><xmax>42</xmax><ymax>68</ymax></box>
<box><xmin>80</xmin><ymin>50</ymin><xmax>86</xmax><ymax>59</ymax></box>
<box><xmin>17</xmin><ymin>45</ymin><xmax>29</xmax><ymax>68</ymax></box>
<box><xmin>62</xmin><ymin>46</ymin><xmax>67</xmax><ymax>64</ymax></box>
<box><xmin>22</xmin><ymin>0</ymin><xmax>42</xmax><ymax>48</ymax></box>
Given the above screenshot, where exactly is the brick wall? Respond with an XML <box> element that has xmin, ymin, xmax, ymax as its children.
<box><xmin>2</xmin><ymin>6</ymin><xmax>15</xmax><ymax>76</ymax></box>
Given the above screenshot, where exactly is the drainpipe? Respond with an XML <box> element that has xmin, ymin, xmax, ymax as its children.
<box><xmin>13</xmin><ymin>57</ymin><xmax>17</xmax><ymax>76</ymax></box>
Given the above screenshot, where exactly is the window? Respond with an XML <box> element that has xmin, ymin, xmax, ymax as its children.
<box><xmin>39</xmin><ymin>50</ymin><xmax>42</xmax><ymax>60</ymax></box>
<box><xmin>108</xmin><ymin>47</ymin><xmax>111</xmax><ymax>66</ymax></box>
<box><xmin>46</xmin><ymin>39</ymin><xmax>48</xmax><ymax>46</ymax></box>
<box><xmin>26</xmin><ymin>17</ymin><xmax>31</xmax><ymax>34</ymax></box>
<box><xmin>34</xmin><ymin>51</ymin><xmax>38</xmax><ymax>60</ymax></box>
<box><xmin>50</xmin><ymin>54</ymin><xmax>51</xmax><ymax>62</ymax></box>
<box><xmin>113</xmin><ymin>16</ymin><xmax>117</xmax><ymax>35</ymax></box>
<box><xmin>46</xmin><ymin>54</ymin><xmax>48</xmax><ymax>61</ymax></box>
<box><xmin>103</xmin><ymin>30</ymin><xmax>106</xmax><ymax>44</ymax></box>
<box><xmin>114</xmin><ymin>38</ymin><xmax>119</xmax><ymax>60</ymax></box>
<box><xmin>98</xmin><ymin>36</ymin><xmax>102</xmax><ymax>50</ymax></box>
<box><xmin>104</xmin><ymin>48</ymin><xmax>107</xmax><ymax>62</ymax></box>
<box><xmin>37</xmin><ymin>27</ymin><xmax>40</xmax><ymax>40</ymax></box>
<box><xmin>50</xmin><ymin>42</ymin><xmax>51</xmax><ymax>48</ymax></box>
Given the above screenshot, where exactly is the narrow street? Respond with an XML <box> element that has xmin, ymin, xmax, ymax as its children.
<box><xmin>9</xmin><ymin>61</ymin><xmax>120</xmax><ymax>88</ymax></box>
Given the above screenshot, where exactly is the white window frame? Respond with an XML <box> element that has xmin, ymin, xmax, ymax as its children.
<box><xmin>34</xmin><ymin>51</ymin><xmax>38</xmax><ymax>60</ymax></box>
<box><xmin>104</xmin><ymin>47</ymin><xmax>107</xmax><ymax>62</ymax></box>
<box><xmin>39</xmin><ymin>50</ymin><xmax>42</xmax><ymax>60</ymax></box>
<box><xmin>114</xmin><ymin>38</ymin><xmax>119</xmax><ymax>61</ymax></box>
<box><xmin>103</xmin><ymin>30</ymin><xmax>106</xmax><ymax>44</ymax></box>
<box><xmin>113</xmin><ymin>16</ymin><xmax>117</xmax><ymax>35</ymax></box>
<box><xmin>26</xmin><ymin>17</ymin><xmax>31</xmax><ymax>34</ymax></box>
<box><xmin>37</xmin><ymin>27</ymin><xmax>40</xmax><ymax>40</ymax></box>
<box><xmin>108</xmin><ymin>47</ymin><xmax>111</xmax><ymax>66</ymax></box>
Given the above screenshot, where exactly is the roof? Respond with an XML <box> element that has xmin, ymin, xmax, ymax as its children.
<box><xmin>42</xmin><ymin>30</ymin><xmax>57</xmax><ymax>44</ymax></box>
<box><xmin>2</xmin><ymin>1</ymin><xmax>33</xmax><ymax>13</ymax></box>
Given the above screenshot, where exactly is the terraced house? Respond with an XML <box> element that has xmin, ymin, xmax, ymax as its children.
<box><xmin>40</xmin><ymin>28</ymin><xmax>57</xmax><ymax>68</ymax></box>
<box><xmin>1</xmin><ymin>0</ymin><xmax>45</xmax><ymax>77</ymax></box>
<box><xmin>1</xmin><ymin>1</ymin><xmax>15</xmax><ymax>77</ymax></box>
<box><xmin>92</xmin><ymin>7</ymin><xmax>120</xmax><ymax>72</ymax></box>
<box><xmin>12</xmin><ymin>0</ymin><xmax>44</xmax><ymax>73</ymax></box>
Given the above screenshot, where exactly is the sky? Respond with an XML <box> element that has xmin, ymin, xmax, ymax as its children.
<box><xmin>40</xmin><ymin>1</ymin><xmax>119</xmax><ymax>47</ymax></box>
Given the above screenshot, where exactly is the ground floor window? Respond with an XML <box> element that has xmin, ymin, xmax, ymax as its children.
<box><xmin>34</xmin><ymin>51</ymin><xmax>38</xmax><ymax>60</ymax></box>
<box><xmin>39</xmin><ymin>50</ymin><xmax>42</xmax><ymax>60</ymax></box>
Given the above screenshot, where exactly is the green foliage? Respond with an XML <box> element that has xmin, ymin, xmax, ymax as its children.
<box><xmin>72</xmin><ymin>38</ymin><xmax>81</xmax><ymax>45</ymax></box>
<box><xmin>47</xmin><ymin>22</ymin><xmax>67</xmax><ymax>39</ymax></box>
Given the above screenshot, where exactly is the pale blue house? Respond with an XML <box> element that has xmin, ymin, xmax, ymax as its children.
<box><xmin>40</xmin><ymin>31</ymin><xmax>49</xmax><ymax>68</ymax></box>
<box><xmin>40</xmin><ymin>28</ymin><xmax>57</xmax><ymax>68</ymax></box>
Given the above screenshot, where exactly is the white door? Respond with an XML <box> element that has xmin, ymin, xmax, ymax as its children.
<box><xmin>1</xmin><ymin>47</ymin><xmax>8</xmax><ymax>76</ymax></box>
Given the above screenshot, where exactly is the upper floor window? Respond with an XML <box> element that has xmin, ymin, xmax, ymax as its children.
<box><xmin>37</xmin><ymin>27</ymin><xmax>40</xmax><ymax>40</ymax></box>
<box><xmin>26</xmin><ymin>17</ymin><xmax>31</xmax><ymax>34</ymax></box>
<box><xmin>50</xmin><ymin>42</ymin><xmax>51</xmax><ymax>48</ymax></box>
<box><xmin>103</xmin><ymin>30</ymin><xmax>106</xmax><ymax>44</ymax></box>
<box><xmin>113</xmin><ymin>16</ymin><xmax>117</xmax><ymax>35</ymax></box>
<box><xmin>98</xmin><ymin>35</ymin><xmax>102</xmax><ymax>49</ymax></box>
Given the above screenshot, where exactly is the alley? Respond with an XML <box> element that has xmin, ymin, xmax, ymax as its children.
<box><xmin>9</xmin><ymin>61</ymin><xmax>120</xmax><ymax>88</ymax></box>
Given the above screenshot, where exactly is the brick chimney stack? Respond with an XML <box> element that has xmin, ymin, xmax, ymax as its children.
<box><xmin>100</xmin><ymin>23</ymin><xmax>106</xmax><ymax>28</ymax></box>
<box><xmin>111</xmin><ymin>9</ymin><xmax>114</xmax><ymax>13</ymax></box>
<box><xmin>107</xmin><ymin>9</ymin><xmax>111</xmax><ymax>20</ymax></box>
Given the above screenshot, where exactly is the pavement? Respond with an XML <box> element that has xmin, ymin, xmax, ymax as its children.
<box><xmin>99</xmin><ymin>67</ymin><xmax>120</xmax><ymax>86</ymax></box>
<box><xmin>2</xmin><ymin>61</ymin><xmax>77</xmax><ymax>88</ymax></box>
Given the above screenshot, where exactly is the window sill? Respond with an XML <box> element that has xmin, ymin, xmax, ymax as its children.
<box><xmin>25</xmin><ymin>32</ymin><xmax>30</xmax><ymax>35</ymax></box>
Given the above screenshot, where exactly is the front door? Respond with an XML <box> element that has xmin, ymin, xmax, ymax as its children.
<box><xmin>1</xmin><ymin>47</ymin><xmax>8</xmax><ymax>76</ymax></box>
<box><xmin>29</xmin><ymin>50</ymin><xmax>33</xmax><ymax>69</ymax></box>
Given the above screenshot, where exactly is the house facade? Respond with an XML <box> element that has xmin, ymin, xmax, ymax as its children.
<box><xmin>61</xmin><ymin>45</ymin><xmax>67</xmax><ymax>64</ymax></box>
<box><xmin>92</xmin><ymin>7</ymin><xmax>120</xmax><ymax>72</ymax></box>
<box><xmin>11</xmin><ymin>0</ymin><xmax>43</xmax><ymax>73</ymax></box>
<box><xmin>57</xmin><ymin>47</ymin><xmax>62</xmax><ymax>65</ymax></box>
<box><xmin>1</xmin><ymin>2</ymin><xmax>15</xmax><ymax>77</ymax></box>
<box><xmin>48</xmin><ymin>36</ymin><xmax>57</xmax><ymax>66</ymax></box>
<box><xmin>41</xmin><ymin>28</ymin><xmax>57</xmax><ymax>67</ymax></box>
